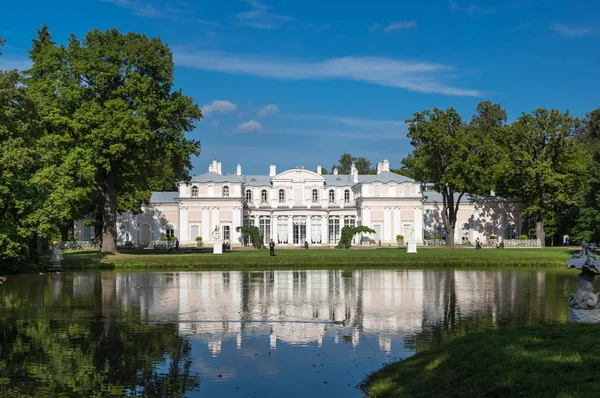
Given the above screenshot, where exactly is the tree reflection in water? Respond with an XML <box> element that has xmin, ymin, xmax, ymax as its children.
<box><xmin>0</xmin><ymin>273</ymin><xmax>199</xmax><ymax>397</ymax></box>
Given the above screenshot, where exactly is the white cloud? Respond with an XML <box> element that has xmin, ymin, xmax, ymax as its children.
<box><xmin>235</xmin><ymin>0</ymin><xmax>292</xmax><ymax>30</ymax></box>
<box><xmin>381</xmin><ymin>20</ymin><xmax>417</xmax><ymax>32</ymax></box>
<box><xmin>550</xmin><ymin>24</ymin><xmax>595</xmax><ymax>37</ymax></box>
<box><xmin>449</xmin><ymin>1</ymin><xmax>496</xmax><ymax>17</ymax></box>
<box><xmin>236</xmin><ymin>120</ymin><xmax>263</xmax><ymax>133</ymax></box>
<box><xmin>202</xmin><ymin>100</ymin><xmax>237</xmax><ymax>117</ymax></box>
<box><xmin>100</xmin><ymin>0</ymin><xmax>158</xmax><ymax>18</ymax></box>
<box><xmin>210</xmin><ymin>120</ymin><xmax>220</xmax><ymax>128</ymax></box>
<box><xmin>258</xmin><ymin>104</ymin><xmax>279</xmax><ymax>118</ymax></box>
<box><xmin>173</xmin><ymin>50</ymin><xmax>482</xmax><ymax>97</ymax></box>
<box><xmin>287</xmin><ymin>114</ymin><xmax>406</xmax><ymax>132</ymax></box>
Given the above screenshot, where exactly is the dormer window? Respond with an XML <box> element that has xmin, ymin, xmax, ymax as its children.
<box><xmin>261</xmin><ymin>189</ymin><xmax>268</xmax><ymax>203</ymax></box>
<box><xmin>374</xmin><ymin>185</ymin><xmax>381</xmax><ymax>197</ymax></box>
<box><xmin>344</xmin><ymin>189</ymin><xmax>350</xmax><ymax>203</ymax></box>
<box><xmin>329</xmin><ymin>189</ymin><xmax>335</xmax><ymax>204</ymax></box>
<box><xmin>223</xmin><ymin>186</ymin><xmax>229</xmax><ymax>197</ymax></box>
<box><xmin>245</xmin><ymin>189</ymin><xmax>252</xmax><ymax>202</ymax></box>
<box><xmin>312</xmin><ymin>189</ymin><xmax>318</xmax><ymax>203</ymax></box>
<box><xmin>279</xmin><ymin>189</ymin><xmax>285</xmax><ymax>203</ymax></box>
<box><xmin>191</xmin><ymin>186</ymin><xmax>198</xmax><ymax>197</ymax></box>
<box><xmin>404</xmin><ymin>185</ymin><xmax>410</xmax><ymax>196</ymax></box>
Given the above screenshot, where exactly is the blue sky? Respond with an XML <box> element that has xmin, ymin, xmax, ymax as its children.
<box><xmin>1</xmin><ymin>0</ymin><xmax>599</xmax><ymax>175</ymax></box>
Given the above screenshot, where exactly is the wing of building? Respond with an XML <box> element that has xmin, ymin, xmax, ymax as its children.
<box><xmin>74</xmin><ymin>159</ymin><xmax>523</xmax><ymax>247</ymax></box>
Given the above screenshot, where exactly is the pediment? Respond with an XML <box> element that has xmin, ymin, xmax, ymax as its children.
<box><xmin>271</xmin><ymin>168</ymin><xmax>325</xmax><ymax>183</ymax></box>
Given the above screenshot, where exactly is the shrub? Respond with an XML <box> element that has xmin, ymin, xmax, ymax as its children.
<box><xmin>489</xmin><ymin>235</ymin><xmax>497</xmax><ymax>240</ymax></box>
<box><xmin>434</xmin><ymin>235</ymin><xmax>442</xmax><ymax>240</ymax></box>
<box><xmin>396</xmin><ymin>235</ymin><xmax>404</xmax><ymax>241</ymax></box>
<box><xmin>423</xmin><ymin>236</ymin><xmax>431</xmax><ymax>240</ymax></box>
<box><xmin>195</xmin><ymin>236</ymin><xmax>203</xmax><ymax>242</ymax></box>
<box><xmin>519</xmin><ymin>234</ymin><xmax>528</xmax><ymax>240</ymax></box>
<box><xmin>159</xmin><ymin>237</ymin><xmax>168</xmax><ymax>241</ymax></box>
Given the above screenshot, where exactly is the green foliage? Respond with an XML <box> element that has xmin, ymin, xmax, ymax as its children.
<box><xmin>404</xmin><ymin>101</ymin><xmax>505</xmax><ymax>246</ymax></box>
<box><xmin>330</xmin><ymin>153</ymin><xmax>376</xmax><ymax>175</ymax></box>
<box><xmin>434</xmin><ymin>235</ymin><xmax>442</xmax><ymax>240</ymax></box>
<box><xmin>489</xmin><ymin>235</ymin><xmax>497</xmax><ymax>240</ymax></box>
<box><xmin>396</xmin><ymin>235</ymin><xmax>404</xmax><ymax>241</ymax></box>
<box><xmin>519</xmin><ymin>235</ymin><xmax>528</xmax><ymax>240</ymax></box>
<box><xmin>423</xmin><ymin>236</ymin><xmax>431</xmax><ymax>240</ymax></box>
<box><xmin>195</xmin><ymin>236</ymin><xmax>202</xmax><ymax>242</ymax></box>
<box><xmin>27</xmin><ymin>27</ymin><xmax>202</xmax><ymax>254</ymax></box>
<box><xmin>236</xmin><ymin>226</ymin><xmax>261</xmax><ymax>249</ymax></box>
<box><xmin>337</xmin><ymin>226</ymin><xmax>376</xmax><ymax>249</ymax></box>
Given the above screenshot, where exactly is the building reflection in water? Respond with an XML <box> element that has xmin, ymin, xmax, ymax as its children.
<box><xmin>70</xmin><ymin>268</ymin><xmax>571</xmax><ymax>359</ymax></box>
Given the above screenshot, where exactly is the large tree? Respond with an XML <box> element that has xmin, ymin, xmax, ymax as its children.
<box><xmin>498</xmin><ymin>109</ymin><xmax>584</xmax><ymax>246</ymax></box>
<box><xmin>27</xmin><ymin>28</ymin><xmax>202</xmax><ymax>254</ymax></box>
<box><xmin>331</xmin><ymin>153</ymin><xmax>375</xmax><ymax>174</ymax></box>
<box><xmin>403</xmin><ymin>102</ymin><xmax>505</xmax><ymax>246</ymax></box>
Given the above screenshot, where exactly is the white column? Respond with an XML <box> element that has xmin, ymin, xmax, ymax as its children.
<box><xmin>384</xmin><ymin>207</ymin><xmax>392</xmax><ymax>243</ymax></box>
<box><xmin>393</xmin><ymin>207</ymin><xmax>400</xmax><ymax>240</ymax></box>
<box><xmin>414</xmin><ymin>205</ymin><xmax>424</xmax><ymax>243</ymax></box>
<box><xmin>201</xmin><ymin>207</ymin><xmax>209</xmax><ymax>241</ymax></box>
<box><xmin>233</xmin><ymin>206</ymin><xmax>241</xmax><ymax>244</ymax></box>
<box><xmin>322</xmin><ymin>216</ymin><xmax>328</xmax><ymax>244</ymax></box>
<box><xmin>306</xmin><ymin>216</ymin><xmax>311</xmax><ymax>244</ymax></box>
<box><xmin>180</xmin><ymin>206</ymin><xmax>189</xmax><ymax>242</ymax></box>
<box><xmin>363</xmin><ymin>207</ymin><xmax>371</xmax><ymax>228</ymax></box>
<box><xmin>288</xmin><ymin>215</ymin><xmax>293</xmax><ymax>245</ymax></box>
<box><xmin>272</xmin><ymin>215</ymin><xmax>278</xmax><ymax>242</ymax></box>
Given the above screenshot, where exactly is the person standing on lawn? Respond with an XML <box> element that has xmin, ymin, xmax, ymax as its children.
<box><xmin>269</xmin><ymin>239</ymin><xmax>276</xmax><ymax>256</ymax></box>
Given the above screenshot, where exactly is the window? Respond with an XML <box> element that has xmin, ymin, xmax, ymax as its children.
<box><xmin>259</xmin><ymin>217</ymin><xmax>271</xmax><ymax>244</ymax></box>
<box><xmin>245</xmin><ymin>189</ymin><xmax>252</xmax><ymax>202</ymax></box>
<box><xmin>223</xmin><ymin>225</ymin><xmax>231</xmax><ymax>241</ymax></box>
<box><xmin>404</xmin><ymin>185</ymin><xmax>410</xmax><ymax>196</ymax></box>
<box><xmin>328</xmin><ymin>217</ymin><xmax>340</xmax><ymax>244</ymax></box>
<box><xmin>328</xmin><ymin>189</ymin><xmax>335</xmax><ymax>204</ymax></box>
<box><xmin>279</xmin><ymin>189</ymin><xmax>285</xmax><ymax>203</ymax></box>
<box><xmin>166</xmin><ymin>224</ymin><xmax>175</xmax><ymax>238</ymax></box>
<box><xmin>311</xmin><ymin>216</ymin><xmax>322</xmax><ymax>244</ymax></box>
<box><xmin>190</xmin><ymin>225</ymin><xmax>200</xmax><ymax>240</ymax></box>
<box><xmin>312</xmin><ymin>189</ymin><xmax>318</xmax><ymax>203</ymax></box>
<box><xmin>223</xmin><ymin>186</ymin><xmax>229</xmax><ymax>197</ymax></box>
<box><xmin>374</xmin><ymin>185</ymin><xmax>381</xmax><ymax>197</ymax></box>
<box><xmin>278</xmin><ymin>216</ymin><xmax>288</xmax><ymax>244</ymax></box>
<box><xmin>344</xmin><ymin>189</ymin><xmax>350</xmax><ymax>203</ymax></box>
<box><xmin>344</xmin><ymin>216</ymin><xmax>356</xmax><ymax>228</ymax></box>
<box><xmin>261</xmin><ymin>189</ymin><xmax>268</xmax><ymax>204</ymax></box>
<box><xmin>191</xmin><ymin>185</ymin><xmax>198</xmax><ymax>197</ymax></box>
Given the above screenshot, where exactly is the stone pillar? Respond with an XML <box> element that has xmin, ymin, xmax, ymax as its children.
<box><xmin>232</xmin><ymin>206</ymin><xmax>241</xmax><ymax>245</ymax></box>
<box><xmin>384</xmin><ymin>207</ymin><xmax>392</xmax><ymax>243</ymax></box>
<box><xmin>414</xmin><ymin>205</ymin><xmax>424</xmax><ymax>243</ymax></box>
<box><xmin>393</xmin><ymin>207</ymin><xmax>400</xmax><ymax>241</ymax></box>
<box><xmin>306</xmin><ymin>216</ymin><xmax>311</xmax><ymax>245</ymax></box>
<box><xmin>272</xmin><ymin>215</ymin><xmax>278</xmax><ymax>243</ymax></box>
<box><xmin>322</xmin><ymin>215</ymin><xmax>328</xmax><ymax>244</ymax></box>
<box><xmin>180</xmin><ymin>205</ymin><xmax>189</xmax><ymax>242</ymax></box>
<box><xmin>288</xmin><ymin>216</ymin><xmax>294</xmax><ymax>245</ymax></box>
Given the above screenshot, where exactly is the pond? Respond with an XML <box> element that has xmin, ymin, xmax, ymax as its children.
<box><xmin>0</xmin><ymin>268</ymin><xmax>577</xmax><ymax>397</ymax></box>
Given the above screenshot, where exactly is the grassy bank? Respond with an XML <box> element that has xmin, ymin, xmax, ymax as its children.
<box><xmin>361</xmin><ymin>324</ymin><xmax>600</xmax><ymax>398</ymax></box>
<box><xmin>53</xmin><ymin>247</ymin><xmax>576</xmax><ymax>270</ymax></box>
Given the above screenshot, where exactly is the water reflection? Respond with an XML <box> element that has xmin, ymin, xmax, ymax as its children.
<box><xmin>0</xmin><ymin>269</ymin><xmax>575</xmax><ymax>397</ymax></box>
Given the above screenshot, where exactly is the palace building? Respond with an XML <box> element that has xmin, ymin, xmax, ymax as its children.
<box><xmin>75</xmin><ymin>159</ymin><xmax>523</xmax><ymax>247</ymax></box>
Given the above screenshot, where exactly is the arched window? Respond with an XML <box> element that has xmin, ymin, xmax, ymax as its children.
<box><xmin>389</xmin><ymin>184</ymin><xmax>396</xmax><ymax>197</ymax></box>
<box><xmin>245</xmin><ymin>189</ymin><xmax>252</xmax><ymax>202</ymax></box>
<box><xmin>329</xmin><ymin>189</ymin><xmax>335</xmax><ymax>204</ymax></box>
<box><xmin>261</xmin><ymin>189</ymin><xmax>268</xmax><ymax>203</ymax></box>
<box><xmin>278</xmin><ymin>189</ymin><xmax>285</xmax><ymax>203</ymax></box>
<box><xmin>191</xmin><ymin>185</ymin><xmax>198</xmax><ymax>197</ymax></box>
<box><xmin>312</xmin><ymin>189</ymin><xmax>318</xmax><ymax>203</ymax></box>
<box><xmin>374</xmin><ymin>185</ymin><xmax>380</xmax><ymax>197</ymax></box>
<box><xmin>404</xmin><ymin>185</ymin><xmax>410</xmax><ymax>196</ymax></box>
<box><xmin>223</xmin><ymin>185</ymin><xmax>229</xmax><ymax>197</ymax></box>
<box><xmin>344</xmin><ymin>189</ymin><xmax>350</xmax><ymax>203</ymax></box>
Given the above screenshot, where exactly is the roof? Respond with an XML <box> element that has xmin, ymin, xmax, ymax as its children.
<box><xmin>189</xmin><ymin>172</ymin><xmax>244</xmax><ymax>183</ymax></box>
<box><xmin>243</xmin><ymin>175</ymin><xmax>272</xmax><ymax>187</ymax></box>
<box><xmin>150</xmin><ymin>191</ymin><xmax>178</xmax><ymax>203</ymax></box>
<box><xmin>323</xmin><ymin>174</ymin><xmax>353</xmax><ymax>187</ymax></box>
<box><xmin>358</xmin><ymin>171</ymin><xmax>415</xmax><ymax>184</ymax></box>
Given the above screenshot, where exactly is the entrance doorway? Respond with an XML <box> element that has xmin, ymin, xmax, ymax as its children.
<box><xmin>293</xmin><ymin>217</ymin><xmax>306</xmax><ymax>244</ymax></box>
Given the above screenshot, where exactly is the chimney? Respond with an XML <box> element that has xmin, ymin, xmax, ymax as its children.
<box><xmin>208</xmin><ymin>164</ymin><xmax>214</xmax><ymax>172</ymax></box>
<box><xmin>353</xmin><ymin>169</ymin><xmax>358</xmax><ymax>184</ymax></box>
<box><xmin>269</xmin><ymin>164</ymin><xmax>276</xmax><ymax>177</ymax></box>
<box><xmin>236</xmin><ymin>164</ymin><xmax>242</xmax><ymax>176</ymax></box>
<box><xmin>333</xmin><ymin>168</ymin><xmax>338</xmax><ymax>175</ymax></box>
<box><xmin>316</xmin><ymin>165</ymin><xmax>322</xmax><ymax>175</ymax></box>
<box><xmin>217</xmin><ymin>162</ymin><xmax>222</xmax><ymax>175</ymax></box>
<box><xmin>382</xmin><ymin>159</ymin><xmax>390</xmax><ymax>172</ymax></box>
<box><xmin>212</xmin><ymin>159</ymin><xmax>218</xmax><ymax>173</ymax></box>
<box><xmin>377</xmin><ymin>162</ymin><xmax>383</xmax><ymax>174</ymax></box>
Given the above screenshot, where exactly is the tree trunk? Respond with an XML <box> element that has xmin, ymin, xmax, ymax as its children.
<box><xmin>446</xmin><ymin>226</ymin><xmax>455</xmax><ymax>247</ymax></box>
<box><xmin>94</xmin><ymin>209</ymin><xmax>103</xmax><ymax>248</ymax></box>
<box><xmin>101</xmin><ymin>170</ymin><xmax>118</xmax><ymax>254</ymax></box>
<box><xmin>536</xmin><ymin>220</ymin><xmax>546</xmax><ymax>247</ymax></box>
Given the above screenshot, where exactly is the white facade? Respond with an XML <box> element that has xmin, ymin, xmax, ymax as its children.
<box><xmin>114</xmin><ymin>160</ymin><xmax>523</xmax><ymax>247</ymax></box>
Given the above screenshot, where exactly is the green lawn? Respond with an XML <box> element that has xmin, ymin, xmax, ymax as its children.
<box><xmin>53</xmin><ymin>247</ymin><xmax>577</xmax><ymax>270</ymax></box>
<box><xmin>360</xmin><ymin>324</ymin><xmax>600</xmax><ymax>398</ymax></box>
